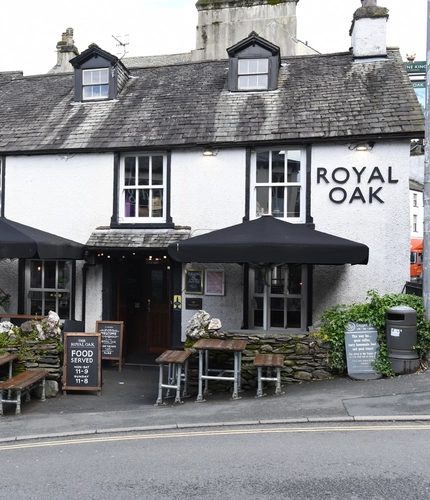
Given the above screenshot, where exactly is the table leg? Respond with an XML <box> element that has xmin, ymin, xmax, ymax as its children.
<box><xmin>196</xmin><ymin>350</ymin><xmax>205</xmax><ymax>402</ymax></box>
<box><xmin>182</xmin><ymin>359</ymin><xmax>189</xmax><ymax>398</ymax></box>
<box><xmin>7</xmin><ymin>360</ymin><xmax>13</xmax><ymax>400</ymax></box>
<box><xmin>155</xmin><ymin>363</ymin><xmax>164</xmax><ymax>405</ymax></box>
<box><xmin>203</xmin><ymin>349</ymin><xmax>210</xmax><ymax>396</ymax></box>
<box><xmin>231</xmin><ymin>351</ymin><xmax>241</xmax><ymax>400</ymax></box>
<box><xmin>174</xmin><ymin>363</ymin><xmax>182</xmax><ymax>404</ymax></box>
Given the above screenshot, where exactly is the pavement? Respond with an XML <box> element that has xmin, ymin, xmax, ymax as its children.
<box><xmin>1</xmin><ymin>360</ymin><xmax>430</xmax><ymax>443</ymax></box>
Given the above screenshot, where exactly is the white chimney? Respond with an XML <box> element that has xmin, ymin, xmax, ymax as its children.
<box><xmin>350</xmin><ymin>5</ymin><xmax>389</xmax><ymax>59</ymax></box>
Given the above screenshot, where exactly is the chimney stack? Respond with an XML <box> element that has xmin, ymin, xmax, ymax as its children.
<box><xmin>49</xmin><ymin>27</ymin><xmax>79</xmax><ymax>73</ymax></box>
<box><xmin>350</xmin><ymin>4</ymin><xmax>389</xmax><ymax>59</ymax></box>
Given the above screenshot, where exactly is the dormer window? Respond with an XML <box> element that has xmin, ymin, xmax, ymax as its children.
<box><xmin>227</xmin><ymin>33</ymin><xmax>280</xmax><ymax>92</ymax></box>
<box><xmin>238</xmin><ymin>59</ymin><xmax>269</xmax><ymax>90</ymax></box>
<box><xmin>70</xmin><ymin>44</ymin><xmax>130</xmax><ymax>103</ymax></box>
<box><xmin>82</xmin><ymin>68</ymin><xmax>109</xmax><ymax>100</ymax></box>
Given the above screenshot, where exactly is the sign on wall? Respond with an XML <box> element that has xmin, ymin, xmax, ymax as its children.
<box><xmin>63</xmin><ymin>333</ymin><xmax>102</xmax><ymax>395</ymax></box>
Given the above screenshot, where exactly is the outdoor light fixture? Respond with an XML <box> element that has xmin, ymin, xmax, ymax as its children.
<box><xmin>348</xmin><ymin>141</ymin><xmax>375</xmax><ymax>152</ymax></box>
<box><xmin>202</xmin><ymin>147</ymin><xmax>218</xmax><ymax>156</ymax></box>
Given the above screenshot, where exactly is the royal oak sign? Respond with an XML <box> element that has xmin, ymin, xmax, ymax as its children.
<box><xmin>317</xmin><ymin>166</ymin><xmax>398</xmax><ymax>204</ymax></box>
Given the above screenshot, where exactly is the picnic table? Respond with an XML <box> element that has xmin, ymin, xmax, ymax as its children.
<box><xmin>193</xmin><ymin>338</ymin><xmax>247</xmax><ymax>402</ymax></box>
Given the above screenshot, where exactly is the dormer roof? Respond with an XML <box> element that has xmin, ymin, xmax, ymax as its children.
<box><xmin>227</xmin><ymin>32</ymin><xmax>281</xmax><ymax>57</ymax></box>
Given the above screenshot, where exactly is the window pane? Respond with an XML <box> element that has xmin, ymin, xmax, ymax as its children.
<box><xmin>30</xmin><ymin>261</ymin><xmax>42</xmax><ymax>288</ymax></box>
<box><xmin>256</xmin><ymin>187</ymin><xmax>269</xmax><ymax>216</ymax></box>
<box><xmin>152</xmin><ymin>156</ymin><xmax>163</xmax><ymax>185</ymax></box>
<box><xmin>256</xmin><ymin>152</ymin><xmax>269</xmax><ymax>183</ymax></box>
<box><xmin>272</xmin><ymin>186</ymin><xmax>284</xmax><ymax>217</ymax></box>
<box><xmin>44</xmin><ymin>261</ymin><xmax>56</xmax><ymax>289</ymax></box>
<box><xmin>125</xmin><ymin>189</ymin><xmax>136</xmax><ymax>217</ymax></box>
<box><xmin>29</xmin><ymin>291</ymin><xmax>43</xmax><ymax>316</ymax></box>
<box><xmin>270</xmin><ymin>297</ymin><xmax>285</xmax><ymax>328</ymax></box>
<box><xmin>253</xmin><ymin>297</ymin><xmax>264</xmax><ymax>327</ymax></box>
<box><xmin>272</xmin><ymin>151</ymin><xmax>285</xmax><ymax>183</ymax></box>
<box><xmin>125</xmin><ymin>157</ymin><xmax>136</xmax><ymax>186</ymax></box>
<box><xmin>44</xmin><ymin>292</ymin><xmax>57</xmax><ymax>315</ymax></box>
<box><xmin>254</xmin><ymin>268</ymin><xmax>265</xmax><ymax>294</ymax></box>
<box><xmin>288</xmin><ymin>265</ymin><xmax>302</xmax><ymax>294</ymax></box>
<box><xmin>287</xmin><ymin>150</ymin><xmax>301</xmax><ymax>182</ymax></box>
<box><xmin>286</xmin><ymin>186</ymin><xmax>300</xmax><ymax>217</ymax></box>
<box><xmin>58</xmin><ymin>261</ymin><xmax>71</xmax><ymax>290</ymax></box>
<box><xmin>256</xmin><ymin>75</ymin><xmax>268</xmax><ymax>88</ymax></box>
<box><xmin>138</xmin><ymin>189</ymin><xmax>149</xmax><ymax>217</ymax></box>
<box><xmin>287</xmin><ymin>298</ymin><xmax>301</xmax><ymax>328</ymax></box>
<box><xmin>58</xmin><ymin>292</ymin><xmax>70</xmax><ymax>319</ymax></box>
<box><xmin>257</xmin><ymin>59</ymin><xmax>269</xmax><ymax>73</ymax></box>
<box><xmin>138</xmin><ymin>156</ymin><xmax>149</xmax><ymax>186</ymax></box>
<box><xmin>152</xmin><ymin>189</ymin><xmax>163</xmax><ymax>218</ymax></box>
<box><xmin>83</xmin><ymin>87</ymin><xmax>93</xmax><ymax>99</ymax></box>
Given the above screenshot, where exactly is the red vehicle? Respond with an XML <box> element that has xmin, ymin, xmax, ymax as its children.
<box><xmin>410</xmin><ymin>238</ymin><xmax>423</xmax><ymax>280</ymax></box>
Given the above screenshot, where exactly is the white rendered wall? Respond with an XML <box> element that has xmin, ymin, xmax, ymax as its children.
<box><xmin>171</xmin><ymin>149</ymin><xmax>247</xmax><ymax>336</ymax></box>
<box><xmin>3</xmin><ymin>153</ymin><xmax>114</xmax><ymax>324</ymax></box>
<box><xmin>352</xmin><ymin>17</ymin><xmax>387</xmax><ymax>58</ymax></box>
<box><xmin>171</xmin><ymin>149</ymin><xmax>246</xmax><ymax>231</ymax></box>
<box><xmin>311</xmin><ymin>141</ymin><xmax>411</xmax><ymax>319</ymax></box>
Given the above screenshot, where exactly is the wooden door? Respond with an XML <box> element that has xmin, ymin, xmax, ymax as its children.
<box><xmin>145</xmin><ymin>261</ymin><xmax>171</xmax><ymax>353</ymax></box>
<box><xmin>117</xmin><ymin>255</ymin><xmax>171</xmax><ymax>359</ymax></box>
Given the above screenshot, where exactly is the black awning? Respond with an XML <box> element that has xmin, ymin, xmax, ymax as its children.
<box><xmin>167</xmin><ymin>216</ymin><xmax>369</xmax><ymax>265</ymax></box>
<box><xmin>0</xmin><ymin>217</ymin><xmax>85</xmax><ymax>260</ymax></box>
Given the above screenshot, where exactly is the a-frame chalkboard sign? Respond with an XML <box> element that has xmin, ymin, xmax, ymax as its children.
<box><xmin>63</xmin><ymin>333</ymin><xmax>102</xmax><ymax>395</ymax></box>
<box><xmin>96</xmin><ymin>320</ymin><xmax>124</xmax><ymax>372</ymax></box>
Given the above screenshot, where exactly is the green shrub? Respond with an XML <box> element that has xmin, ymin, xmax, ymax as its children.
<box><xmin>317</xmin><ymin>289</ymin><xmax>430</xmax><ymax>377</ymax></box>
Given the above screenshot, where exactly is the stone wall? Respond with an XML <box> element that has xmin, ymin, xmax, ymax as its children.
<box><xmin>186</xmin><ymin>331</ymin><xmax>332</xmax><ymax>393</ymax></box>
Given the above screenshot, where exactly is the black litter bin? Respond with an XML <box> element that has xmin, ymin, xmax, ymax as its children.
<box><xmin>386</xmin><ymin>306</ymin><xmax>420</xmax><ymax>374</ymax></box>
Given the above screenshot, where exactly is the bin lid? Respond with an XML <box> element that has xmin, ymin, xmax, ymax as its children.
<box><xmin>386</xmin><ymin>305</ymin><xmax>417</xmax><ymax>323</ymax></box>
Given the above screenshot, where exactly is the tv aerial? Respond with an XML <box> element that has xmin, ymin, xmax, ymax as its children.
<box><xmin>112</xmin><ymin>34</ymin><xmax>130</xmax><ymax>60</ymax></box>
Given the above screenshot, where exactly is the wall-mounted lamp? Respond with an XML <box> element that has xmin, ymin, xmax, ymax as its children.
<box><xmin>348</xmin><ymin>141</ymin><xmax>375</xmax><ymax>152</ymax></box>
<box><xmin>202</xmin><ymin>147</ymin><xmax>218</xmax><ymax>157</ymax></box>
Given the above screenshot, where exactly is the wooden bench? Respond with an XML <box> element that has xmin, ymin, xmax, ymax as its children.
<box><xmin>155</xmin><ymin>350</ymin><xmax>192</xmax><ymax>405</ymax></box>
<box><xmin>253</xmin><ymin>354</ymin><xmax>284</xmax><ymax>398</ymax></box>
<box><xmin>0</xmin><ymin>369</ymin><xmax>49</xmax><ymax>415</ymax></box>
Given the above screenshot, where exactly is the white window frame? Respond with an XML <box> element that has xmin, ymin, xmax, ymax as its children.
<box><xmin>250</xmin><ymin>148</ymin><xmax>306</xmax><ymax>221</ymax></box>
<box><xmin>82</xmin><ymin>68</ymin><xmax>109</xmax><ymax>100</ymax></box>
<box><xmin>249</xmin><ymin>265</ymin><xmax>307</xmax><ymax>332</ymax></box>
<box><xmin>119</xmin><ymin>153</ymin><xmax>167</xmax><ymax>223</ymax></box>
<box><xmin>238</xmin><ymin>58</ymin><xmax>269</xmax><ymax>90</ymax></box>
<box><xmin>25</xmin><ymin>260</ymin><xmax>72</xmax><ymax>320</ymax></box>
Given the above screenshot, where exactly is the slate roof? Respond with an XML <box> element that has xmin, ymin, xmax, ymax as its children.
<box><xmin>0</xmin><ymin>49</ymin><xmax>424</xmax><ymax>154</ymax></box>
<box><xmin>86</xmin><ymin>228</ymin><xmax>190</xmax><ymax>249</ymax></box>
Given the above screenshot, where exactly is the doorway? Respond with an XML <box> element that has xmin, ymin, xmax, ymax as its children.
<box><xmin>117</xmin><ymin>253</ymin><xmax>171</xmax><ymax>361</ymax></box>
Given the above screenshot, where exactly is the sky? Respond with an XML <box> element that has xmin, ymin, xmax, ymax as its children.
<box><xmin>0</xmin><ymin>0</ymin><xmax>427</xmax><ymax>76</ymax></box>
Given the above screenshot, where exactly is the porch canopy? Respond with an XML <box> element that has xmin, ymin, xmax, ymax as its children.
<box><xmin>167</xmin><ymin>216</ymin><xmax>369</xmax><ymax>266</ymax></box>
<box><xmin>0</xmin><ymin>217</ymin><xmax>85</xmax><ymax>260</ymax></box>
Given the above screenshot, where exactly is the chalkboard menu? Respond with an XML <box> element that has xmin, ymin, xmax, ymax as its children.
<box><xmin>96</xmin><ymin>321</ymin><xmax>124</xmax><ymax>372</ymax></box>
<box><xmin>185</xmin><ymin>269</ymin><xmax>203</xmax><ymax>294</ymax></box>
<box><xmin>63</xmin><ymin>333</ymin><xmax>102</xmax><ymax>395</ymax></box>
<box><xmin>345</xmin><ymin>322</ymin><xmax>382</xmax><ymax>380</ymax></box>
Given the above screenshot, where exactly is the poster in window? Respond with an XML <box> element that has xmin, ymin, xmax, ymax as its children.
<box><xmin>185</xmin><ymin>269</ymin><xmax>203</xmax><ymax>294</ymax></box>
<box><xmin>205</xmin><ymin>270</ymin><xmax>225</xmax><ymax>296</ymax></box>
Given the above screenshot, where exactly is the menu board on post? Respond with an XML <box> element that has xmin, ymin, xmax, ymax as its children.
<box><xmin>344</xmin><ymin>322</ymin><xmax>382</xmax><ymax>380</ymax></box>
<box><xmin>62</xmin><ymin>333</ymin><xmax>102</xmax><ymax>395</ymax></box>
<box><xmin>96</xmin><ymin>320</ymin><xmax>124</xmax><ymax>372</ymax></box>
